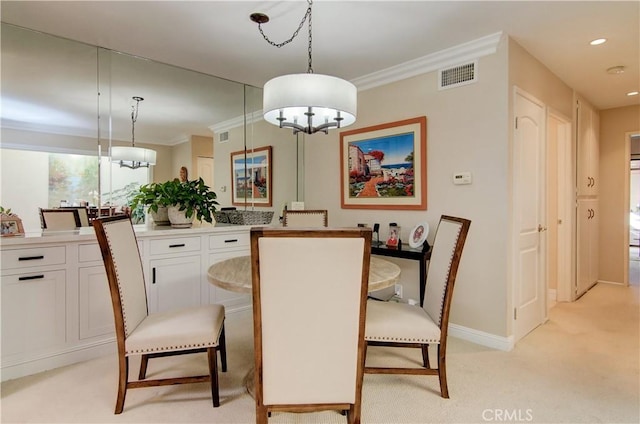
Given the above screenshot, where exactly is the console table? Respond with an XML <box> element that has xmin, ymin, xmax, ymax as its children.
<box><xmin>371</xmin><ymin>241</ymin><xmax>431</xmax><ymax>306</ymax></box>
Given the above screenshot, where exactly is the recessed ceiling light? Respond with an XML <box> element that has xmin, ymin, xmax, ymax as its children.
<box><xmin>590</xmin><ymin>38</ymin><xmax>607</xmax><ymax>45</ymax></box>
<box><xmin>627</xmin><ymin>91</ymin><xmax>639</xmax><ymax>97</ymax></box>
<box><xmin>607</xmin><ymin>65</ymin><xmax>625</xmax><ymax>75</ymax></box>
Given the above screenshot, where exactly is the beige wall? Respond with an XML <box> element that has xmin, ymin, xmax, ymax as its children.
<box><xmin>305</xmin><ymin>38</ymin><xmax>511</xmax><ymax>336</ymax></box>
<box><xmin>599</xmin><ymin>105</ymin><xmax>640</xmax><ymax>284</ymax></box>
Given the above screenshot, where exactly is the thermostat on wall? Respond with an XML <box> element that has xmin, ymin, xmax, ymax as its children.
<box><xmin>453</xmin><ymin>172</ymin><xmax>472</xmax><ymax>185</ymax></box>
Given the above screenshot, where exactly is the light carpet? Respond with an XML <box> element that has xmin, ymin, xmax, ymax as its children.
<box><xmin>1</xmin><ymin>283</ymin><xmax>638</xmax><ymax>424</ymax></box>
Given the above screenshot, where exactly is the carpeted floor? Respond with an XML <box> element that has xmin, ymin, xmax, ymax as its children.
<box><xmin>1</xmin><ymin>282</ymin><xmax>638</xmax><ymax>424</ymax></box>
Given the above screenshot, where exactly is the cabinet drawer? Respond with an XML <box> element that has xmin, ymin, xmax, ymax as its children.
<box><xmin>78</xmin><ymin>243</ymin><xmax>102</xmax><ymax>263</ymax></box>
<box><xmin>1</xmin><ymin>246</ymin><xmax>66</xmax><ymax>270</ymax></box>
<box><xmin>209</xmin><ymin>233</ymin><xmax>250</xmax><ymax>250</ymax></box>
<box><xmin>149</xmin><ymin>237</ymin><xmax>201</xmax><ymax>256</ymax></box>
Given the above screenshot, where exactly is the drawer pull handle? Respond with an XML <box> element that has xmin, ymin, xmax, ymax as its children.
<box><xmin>19</xmin><ymin>275</ymin><xmax>45</xmax><ymax>281</ymax></box>
<box><xmin>152</xmin><ymin>267</ymin><xmax>156</xmax><ymax>284</ymax></box>
<box><xmin>169</xmin><ymin>244</ymin><xmax>186</xmax><ymax>248</ymax></box>
<box><xmin>18</xmin><ymin>255</ymin><xmax>45</xmax><ymax>261</ymax></box>
<box><xmin>224</xmin><ymin>239</ymin><xmax>239</xmax><ymax>243</ymax></box>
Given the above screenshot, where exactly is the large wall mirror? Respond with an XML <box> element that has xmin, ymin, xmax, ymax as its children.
<box><xmin>1</xmin><ymin>24</ymin><xmax>300</xmax><ymax>232</ymax></box>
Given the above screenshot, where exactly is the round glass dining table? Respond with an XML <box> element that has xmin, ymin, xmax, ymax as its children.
<box><xmin>207</xmin><ymin>254</ymin><xmax>401</xmax><ymax>294</ymax></box>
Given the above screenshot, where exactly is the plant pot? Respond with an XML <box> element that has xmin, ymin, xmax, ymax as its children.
<box><xmin>168</xmin><ymin>205</ymin><xmax>195</xmax><ymax>228</ymax></box>
<box><xmin>150</xmin><ymin>206</ymin><xmax>170</xmax><ymax>226</ymax></box>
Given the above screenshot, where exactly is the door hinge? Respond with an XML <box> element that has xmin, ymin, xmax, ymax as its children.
<box><xmin>515</xmin><ymin>117</ymin><xmax>518</xmax><ymax>129</ymax></box>
<box><xmin>514</xmin><ymin>308</ymin><xmax>517</xmax><ymax>320</ymax></box>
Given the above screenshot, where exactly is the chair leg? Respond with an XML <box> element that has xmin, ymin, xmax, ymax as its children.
<box><xmin>138</xmin><ymin>354</ymin><xmax>150</xmax><ymax>380</ymax></box>
<box><xmin>421</xmin><ymin>344</ymin><xmax>430</xmax><ymax>368</ymax></box>
<box><xmin>437</xmin><ymin>345</ymin><xmax>449</xmax><ymax>398</ymax></box>
<box><xmin>208</xmin><ymin>347</ymin><xmax>220</xmax><ymax>407</ymax></box>
<box><xmin>219</xmin><ymin>324</ymin><xmax>227</xmax><ymax>372</ymax></box>
<box><xmin>115</xmin><ymin>355</ymin><xmax>129</xmax><ymax>414</ymax></box>
<box><xmin>256</xmin><ymin>405</ymin><xmax>268</xmax><ymax>424</ymax></box>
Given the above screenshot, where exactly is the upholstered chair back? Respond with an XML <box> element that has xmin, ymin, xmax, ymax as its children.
<box><xmin>40</xmin><ymin>208</ymin><xmax>81</xmax><ymax>230</ymax></box>
<box><xmin>282</xmin><ymin>209</ymin><xmax>328</xmax><ymax>227</ymax></box>
<box><xmin>423</xmin><ymin>216</ymin><xmax>468</xmax><ymax>328</ymax></box>
<box><xmin>94</xmin><ymin>216</ymin><xmax>148</xmax><ymax>338</ymax></box>
<box><xmin>250</xmin><ymin>227</ymin><xmax>371</xmax><ymax>415</ymax></box>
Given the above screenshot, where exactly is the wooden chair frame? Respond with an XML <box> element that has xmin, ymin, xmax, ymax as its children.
<box><xmin>250</xmin><ymin>227</ymin><xmax>371</xmax><ymax>424</ymax></box>
<box><xmin>364</xmin><ymin>215</ymin><xmax>471</xmax><ymax>399</ymax></box>
<box><xmin>40</xmin><ymin>208</ymin><xmax>81</xmax><ymax>230</ymax></box>
<box><xmin>93</xmin><ymin>215</ymin><xmax>227</xmax><ymax>414</ymax></box>
<box><xmin>282</xmin><ymin>209</ymin><xmax>328</xmax><ymax>227</ymax></box>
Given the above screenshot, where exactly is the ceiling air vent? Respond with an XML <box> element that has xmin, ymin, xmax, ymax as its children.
<box><xmin>219</xmin><ymin>131</ymin><xmax>229</xmax><ymax>143</ymax></box>
<box><xmin>438</xmin><ymin>61</ymin><xmax>477</xmax><ymax>90</ymax></box>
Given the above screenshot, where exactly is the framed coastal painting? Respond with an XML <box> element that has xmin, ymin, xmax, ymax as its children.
<box><xmin>340</xmin><ymin>116</ymin><xmax>427</xmax><ymax>210</ymax></box>
<box><xmin>230</xmin><ymin>145</ymin><xmax>273</xmax><ymax>207</ymax></box>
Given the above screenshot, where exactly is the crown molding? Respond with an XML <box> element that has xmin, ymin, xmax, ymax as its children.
<box><xmin>351</xmin><ymin>31</ymin><xmax>504</xmax><ymax>91</ymax></box>
<box><xmin>209</xmin><ymin>110</ymin><xmax>264</xmax><ymax>134</ymax></box>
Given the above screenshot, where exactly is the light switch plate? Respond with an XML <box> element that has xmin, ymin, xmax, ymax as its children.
<box><xmin>453</xmin><ymin>172</ymin><xmax>472</xmax><ymax>185</ymax></box>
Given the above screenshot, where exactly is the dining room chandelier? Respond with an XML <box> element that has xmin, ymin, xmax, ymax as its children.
<box><xmin>250</xmin><ymin>0</ymin><xmax>357</xmax><ymax>135</ymax></box>
<box><xmin>111</xmin><ymin>96</ymin><xmax>156</xmax><ymax>169</ymax></box>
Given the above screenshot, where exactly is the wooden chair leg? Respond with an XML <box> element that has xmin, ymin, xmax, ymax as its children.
<box><xmin>421</xmin><ymin>344</ymin><xmax>430</xmax><ymax>368</ymax></box>
<box><xmin>115</xmin><ymin>355</ymin><xmax>129</xmax><ymax>414</ymax></box>
<box><xmin>138</xmin><ymin>354</ymin><xmax>150</xmax><ymax>380</ymax></box>
<box><xmin>219</xmin><ymin>324</ymin><xmax>227</xmax><ymax>372</ymax></box>
<box><xmin>256</xmin><ymin>405</ymin><xmax>268</xmax><ymax>424</ymax></box>
<box><xmin>438</xmin><ymin>345</ymin><xmax>449</xmax><ymax>398</ymax></box>
<box><xmin>208</xmin><ymin>347</ymin><xmax>220</xmax><ymax>407</ymax></box>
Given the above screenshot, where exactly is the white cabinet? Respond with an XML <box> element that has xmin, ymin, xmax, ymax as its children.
<box><xmin>1</xmin><ymin>247</ymin><xmax>67</xmax><ymax>362</ymax></box>
<box><xmin>77</xmin><ymin>242</ymin><xmax>114</xmax><ymax>340</ymax></box>
<box><xmin>577</xmin><ymin>200</ymin><xmax>599</xmax><ymax>297</ymax></box>
<box><xmin>575</xmin><ymin>96</ymin><xmax>599</xmax><ymax>299</ymax></box>
<box><xmin>0</xmin><ymin>224</ymin><xmax>253</xmax><ymax>381</ymax></box>
<box><xmin>576</xmin><ymin>99</ymin><xmax>599</xmax><ymax>196</ymax></box>
<box><xmin>147</xmin><ymin>236</ymin><xmax>202</xmax><ymax>313</ymax></box>
<box><xmin>149</xmin><ymin>255</ymin><xmax>202</xmax><ymax>313</ymax></box>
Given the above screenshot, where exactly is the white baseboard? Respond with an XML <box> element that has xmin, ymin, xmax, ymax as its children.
<box><xmin>448</xmin><ymin>323</ymin><xmax>514</xmax><ymax>351</ymax></box>
<box><xmin>1</xmin><ymin>339</ymin><xmax>116</xmax><ymax>382</ymax></box>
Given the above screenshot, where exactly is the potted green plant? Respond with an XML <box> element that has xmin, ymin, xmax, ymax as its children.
<box><xmin>130</xmin><ymin>181</ymin><xmax>172</xmax><ymax>225</ymax></box>
<box><xmin>163</xmin><ymin>177</ymin><xmax>219</xmax><ymax>228</ymax></box>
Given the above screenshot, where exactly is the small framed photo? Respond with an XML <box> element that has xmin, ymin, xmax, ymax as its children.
<box><xmin>409</xmin><ymin>222</ymin><xmax>429</xmax><ymax>248</ymax></box>
<box><xmin>230</xmin><ymin>146</ymin><xmax>273</xmax><ymax>207</ymax></box>
<box><xmin>1</xmin><ymin>213</ymin><xmax>25</xmax><ymax>237</ymax></box>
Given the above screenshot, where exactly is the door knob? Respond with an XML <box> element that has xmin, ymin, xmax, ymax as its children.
<box><xmin>537</xmin><ymin>224</ymin><xmax>547</xmax><ymax>232</ymax></box>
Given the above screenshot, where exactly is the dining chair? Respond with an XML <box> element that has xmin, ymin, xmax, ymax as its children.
<box><xmin>93</xmin><ymin>215</ymin><xmax>227</xmax><ymax>414</ymax></box>
<box><xmin>364</xmin><ymin>215</ymin><xmax>471</xmax><ymax>398</ymax></box>
<box><xmin>282</xmin><ymin>209</ymin><xmax>328</xmax><ymax>227</ymax></box>
<box><xmin>40</xmin><ymin>208</ymin><xmax>81</xmax><ymax>230</ymax></box>
<box><xmin>250</xmin><ymin>227</ymin><xmax>372</xmax><ymax>424</ymax></box>
<box><xmin>61</xmin><ymin>206</ymin><xmax>91</xmax><ymax>226</ymax></box>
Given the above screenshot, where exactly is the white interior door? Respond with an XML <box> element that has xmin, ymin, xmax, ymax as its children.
<box><xmin>197</xmin><ymin>156</ymin><xmax>214</xmax><ymax>189</ymax></box>
<box><xmin>513</xmin><ymin>88</ymin><xmax>547</xmax><ymax>342</ymax></box>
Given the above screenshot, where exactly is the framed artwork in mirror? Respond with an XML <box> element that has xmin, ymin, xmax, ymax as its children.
<box><xmin>231</xmin><ymin>146</ymin><xmax>273</xmax><ymax>207</ymax></box>
<box><xmin>340</xmin><ymin>116</ymin><xmax>427</xmax><ymax>210</ymax></box>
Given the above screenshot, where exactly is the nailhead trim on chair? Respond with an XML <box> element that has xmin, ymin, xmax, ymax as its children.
<box><xmin>104</xmin><ymin>226</ymin><xmax>135</xmax><ymax>337</ymax></box>
<box><xmin>366</xmin><ymin>336</ymin><xmax>440</xmax><ymax>343</ymax></box>
<box><xmin>435</xmin><ymin>225</ymin><xmax>462</xmax><ymax>327</ymax></box>
<box><xmin>127</xmin><ymin>342</ymin><xmax>218</xmax><ymax>355</ymax></box>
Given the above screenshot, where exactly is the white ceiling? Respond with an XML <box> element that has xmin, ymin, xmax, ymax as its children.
<box><xmin>1</xmin><ymin>1</ymin><xmax>639</xmax><ymax>145</ymax></box>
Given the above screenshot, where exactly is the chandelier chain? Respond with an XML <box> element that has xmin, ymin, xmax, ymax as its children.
<box><xmin>256</xmin><ymin>0</ymin><xmax>314</xmax><ymax>73</ymax></box>
<box><xmin>131</xmin><ymin>97</ymin><xmax>141</xmax><ymax>147</ymax></box>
